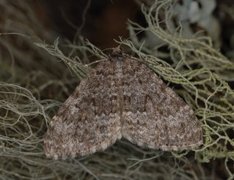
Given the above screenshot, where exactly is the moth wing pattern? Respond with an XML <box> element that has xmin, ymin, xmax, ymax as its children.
<box><xmin>121</xmin><ymin>57</ymin><xmax>203</xmax><ymax>150</ymax></box>
<box><xmin>43</xmin><ymin>60</ymin><xmax>122</xmax><ymax>159</ymax></box>
<box><xmin>44</xmin><ymin>51</ymin><xmax>203</xmax><ymax>160</ymax></box>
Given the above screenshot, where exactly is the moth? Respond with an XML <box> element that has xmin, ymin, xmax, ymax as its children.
<box><xmin>44</xmin><ymin>49</ymin><xmax>203</xmax><ymax>160</ymax></box>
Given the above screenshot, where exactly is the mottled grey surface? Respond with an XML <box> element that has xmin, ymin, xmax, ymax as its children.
<box><xmin>44</xmin><ymin>52</ymin><xmax>203</xmax><ymax>160</ymax></box>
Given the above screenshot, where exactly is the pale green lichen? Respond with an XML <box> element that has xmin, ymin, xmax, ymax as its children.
<box><xmin>123</xmin><ymin>0</ymin><xmax>234</xmax><ymax>164</ymax></box>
